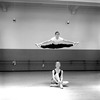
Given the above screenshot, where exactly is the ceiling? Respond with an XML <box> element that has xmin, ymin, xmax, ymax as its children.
<box><xmin>0</xmin><ymin>0</ymin><xmax>100</xmax><ymax>7</ymax></box>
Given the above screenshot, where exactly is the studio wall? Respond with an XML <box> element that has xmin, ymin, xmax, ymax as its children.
<box><xmin>0</xmin><ymin>3</ymin><xmax>100</xmax><ymax>71</ymax></box>
<box><xmin>0</xmin><ymin>3</ymin><xmax>100</xmax><ymax>49</ymax></box>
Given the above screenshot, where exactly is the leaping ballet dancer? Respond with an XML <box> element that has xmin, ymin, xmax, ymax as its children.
<box><xmin>35</xmin><ymin>31</ymin><xmax>79</xmax><ymax>49</ymax></box>
<box><xmin>50</xmin><ymin>61</ymin><xmax>69</xmax><ymax>89</ymax></box>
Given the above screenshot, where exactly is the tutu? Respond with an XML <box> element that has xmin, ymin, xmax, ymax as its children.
<box><xmin>41</xmin><ymin>43</ymin><xmax>73</xmax><ymax>49</ymax></box>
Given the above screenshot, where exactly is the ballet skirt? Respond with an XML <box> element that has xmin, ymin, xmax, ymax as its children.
<box><xmin>41</xmin><ymin>43</ymin><xmax>73</xmax><ymax>49</ymax></box>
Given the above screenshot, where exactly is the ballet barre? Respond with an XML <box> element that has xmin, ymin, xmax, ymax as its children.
<box><xmin>0</xmin><ymin>60</ymin><xmax>100</xmax><ymax>65</ymax></box>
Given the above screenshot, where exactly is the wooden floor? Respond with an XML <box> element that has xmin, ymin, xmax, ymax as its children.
<box><xmin>0</xmin><ymin>71</ymin><xmax>100</xmax><ymax>100</ymax></box>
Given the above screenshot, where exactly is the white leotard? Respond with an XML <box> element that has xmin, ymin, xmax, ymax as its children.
<box><xmin>50</xmin><ymin>37</ymin><xmax>64</xmax><ymax>44</ymax></box>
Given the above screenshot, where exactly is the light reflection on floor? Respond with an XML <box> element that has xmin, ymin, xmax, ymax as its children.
<box><xmin>1</xmin><ymin>86</ymin><xmax>75</xmax><ymax>100</ymax></box>
<box><xmin>1</xmin><ymin>85</ymin><xmax>100</xmax><ymax>100</ymax></box>
<box><xmin>0</xmin><ymin>71</ymin><xmax>100</xmax><ymax>100</ymax></box>
<box><xmin>91</xmin><ymin>84</ymin><xmax>100</xmax><ymax>92</ymax></box>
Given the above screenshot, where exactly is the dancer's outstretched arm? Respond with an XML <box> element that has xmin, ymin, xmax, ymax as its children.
<box><xmin>63</xmin><ymin>39</ymin><xmax>79</xmax><ymax>45</ymax></box>
<box><xmin>40</xmin><ymin>40</ymin><xmax>52</xmax><ymax>44</ymax></box>
<box><xmin>35</xmin><ymin>39</ymin><xmax>52</xmax><ymax>47</ymax></box>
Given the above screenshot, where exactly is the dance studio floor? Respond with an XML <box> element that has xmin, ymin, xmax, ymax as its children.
<box><xmin>0</xmin><ymin>71</ymin><xmax>100</xmax><ymax>100</ymax></box>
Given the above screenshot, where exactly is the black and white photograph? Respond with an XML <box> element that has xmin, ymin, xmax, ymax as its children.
<box><xmin>0</xmin><ymin>0</ymin><xmax>100</xmax><ymax>100</ymax></box>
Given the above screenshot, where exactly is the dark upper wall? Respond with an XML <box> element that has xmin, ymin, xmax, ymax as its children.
<box><xmin>0</xmin><ymin>49</ymin><xmax>100</xmax><ymax>61</ymax></box>
<box><xmin>0</xmin><ymin>49</ymin><xmax>100</xmax><ymax>71</ymax></box>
